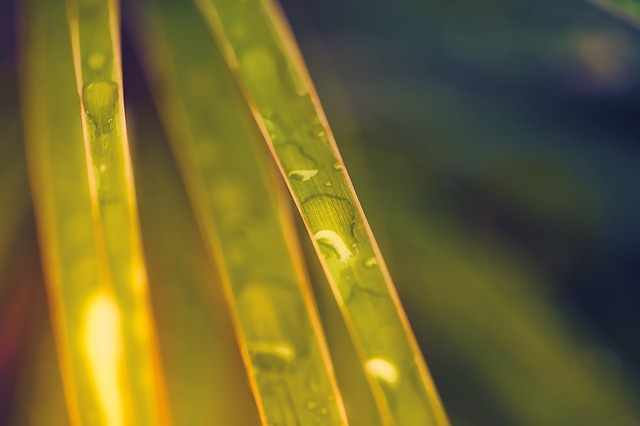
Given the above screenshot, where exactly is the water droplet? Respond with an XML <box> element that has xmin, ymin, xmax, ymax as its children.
<box><xmin>365</xmin><ymin>358</ymin><xmax>398</xmax><ymax>385</ymax></box>
<box><xmin>301</xmin><ymin>194</ymin><xmax>355</xmax><ymax>246</ymax></box>
<box><xmin>249</xmin><ymin>341</ymin><xmax>296</xmax><ymax>373</ymax></box>
<box><xmin>263</xmin><ymin>118</ymin><xmax>277</xmax><ymax>139</ymax></box>
<box><xmin>364</xmin><ymin>257</ymin><xmax>378</xmax><ymax>268</ymax></box>
<box><xmin>288</xmin><ymin>169</ymin><xmax>318</xmax><ymax>181</ymax></box>
<box><xmin>319</xmin><ymin>407</ymin><xmax>328</xmax><ymax>416</ymax></box>
<box><xmin>82</xmin><ymin>81</ymin><xmax>118</xmax><ymax>132</ymax></box>
<box><xmin>306</xmin><ymin>370</ymin><xmax>321</xmax><ymax>392</ymax></box>
<box><xmin>324</xmin><ymin>180</ymin><xmax>332</xmax><ymax>187</ymax></box>
<box><xmin>99</xmin><ymin>164</ymin><xmax>107</xmax><ymax>173</ymax></box>
<box><xmin>306</xmin><ymin>400</ymin><xmax>318</xmax><ymax>411</ymax></box>
<box><xmin>240</xmin><ymin>283</ymin><xmax>308</xmax><ymax>371</ymax></box>
<box><xmin>343</xmin><ymin>272</ymin><xmax>354</xmax><ymax>283</ymax></box>
<box><xmin>314</xmin><ymin>230</ymin><xmax>353</xmax><ymax>263</ymax></box>
<box><xmin>310</xmin><ymin>122</ymin><xmax>327</xmax><ymax>140</ymax></box>
<box><xmin>332</xmin><ymin>162</ymin><xmax>342</xmax><ymax>171</ymax></box>
<box><xmin>87</xmin><ymin>52</ymin><xmax>109</xmax><ymax>71</ymax></box>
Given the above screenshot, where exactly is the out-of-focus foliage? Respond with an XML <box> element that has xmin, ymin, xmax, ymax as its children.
<box><xmin>279</xmin><ymin>0</ymin><xmax>640</xmax><ymax>423</ymax></box>
<box><xmin>590</xmin><ymin>0</ymin><xmax>640</xmax><ymax>25</ymax></box>
<box><xmin>0</xmin><ymin>72</ymin><xmax>29</xmax><ymax>287</ymax></box>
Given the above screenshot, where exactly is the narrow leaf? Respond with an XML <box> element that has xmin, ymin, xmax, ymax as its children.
<box><xmin>20</xmin><ymin>0</ymin><xmax>169</xmax><ymax>423</ymax></box>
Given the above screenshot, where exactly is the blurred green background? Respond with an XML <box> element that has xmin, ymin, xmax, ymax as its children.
<box><xmin>276</xmin><ymin>0</ymin><xmax>640</xmax><ymax>423</ymax></box>
<box><xmin>2</xmin><ymin>0</ymin><xmax>640</xmax><ymax>424</ymax></box>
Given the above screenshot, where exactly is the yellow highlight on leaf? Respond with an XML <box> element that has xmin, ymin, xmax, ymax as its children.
<box><xmin>84</xmin><ymin>293</ymin><xmax>124</xmax><ymax>426</ymax></box>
